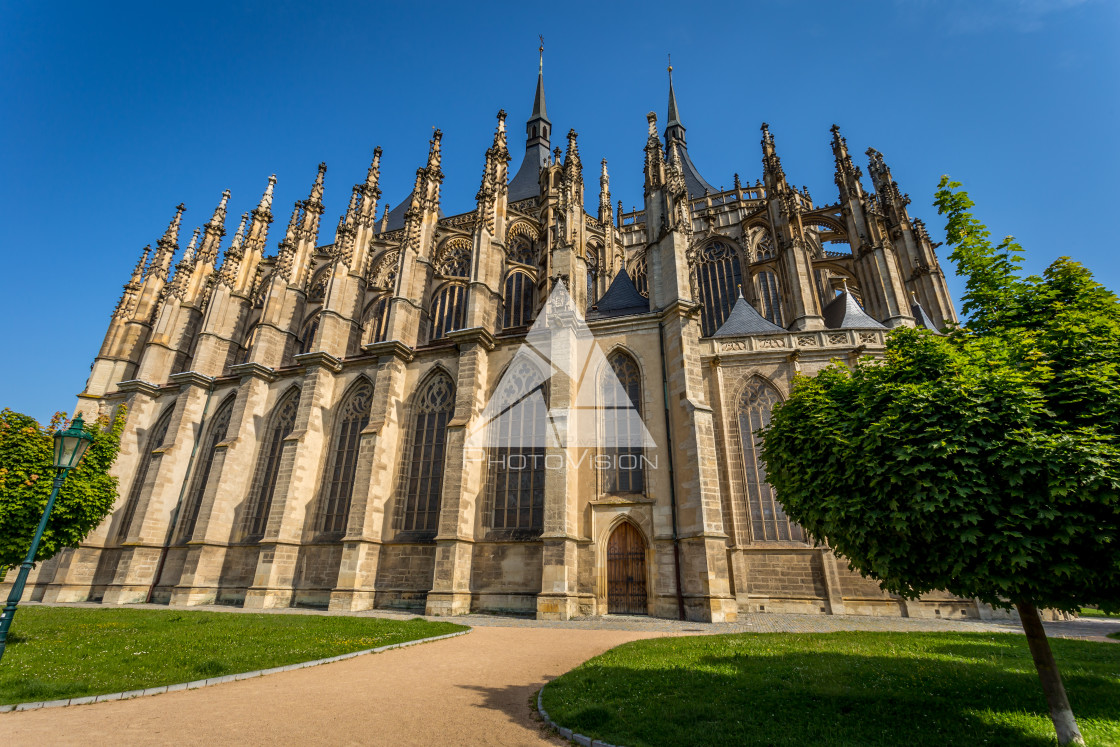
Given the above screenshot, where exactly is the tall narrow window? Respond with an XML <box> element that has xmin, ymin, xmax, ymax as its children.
<box><xmin>364</xmin><ymin>296</ymin><xmax>390</xmax><ymax>344</ymax></box>
<box><xmin>176</xmin><ymin>396</ymin><xmax>236</xmax><ymax>543</ymax></box>
<box><xmin>737</xmin><ymin>378</ymin><xmax>804</xmax><ymax>542</ymax></box>
<box><xmin>116</xmin><ymin>407</ymin><xmax>174</xmax><ymax>541</ymax></box>
<box><xmin>240</xmin><ymin>389</ymin><xmax>301</xmax><ymax>541</ymax></box>
<box><xmin>486</xmin><ymin>359</ymin><xmax>548</xmax><ymax>537</ymax></box>
<box><xmin>755</xmin><ymin>271</ymin><xmax>784</xmax><ymax>326</ymax></box>
<box><xmin>601</xmin><ymin>352</ymin><xmax>644</xmax><ymax>494</ymax></box>
<box><xmin>430</xmin><ymin>283</ymin><xmax>467</xmax><ymax>340</ymax></box>
<box><xmin>502</xmin><ymin>270</ymin><xmax>536</xmax><ymax>329</ymax></box>
<box><xmin>695</xmin><ymin>242</ymin><xmax>743</xmax><ymax>336</ymax></box>
<box><xmin>317</xmin><ymin>380</ymin><xmax>374</xmax><ymax>536</ymax></box>
<box><xmin>299</xmin><ymin>311</ymin><xmax>321</xmax><ymax>355</ymax></box>
<box><xmin>395</xmin><ymin>371</ymin><xmax>455</xmax><ymax>537</ymax></box>
<box><xmin>508</xmin><ymin>237</ymin><xmax>536</xmax><ymax>266</ymax></box>
<box><xmin>586</xmin><ymin>246</ymin><xmax>600</xmax><ymax>309</ymax></box>
<box><xmin>629</xmin><ymin>253</ymin><xmax>649</xmax><ymax>298</ymax></box>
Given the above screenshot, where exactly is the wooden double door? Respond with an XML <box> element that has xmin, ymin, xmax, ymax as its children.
<box><xmin>606</xmin><ymin>522</ymin><xmax>648</xmax><ymax>615</ymax></box>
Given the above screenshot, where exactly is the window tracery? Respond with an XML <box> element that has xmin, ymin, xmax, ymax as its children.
<box><xmin>694</xmin><ymin>241</ymin><xmax>743</xmax><ymax>336</ymax></box>
<box><xmin>395</xmin><ymin>371</ymin><xmax>455</xmax><ymax>537</ymax></box>
<box><xmin>736</xmin><ymin>379</ymin><xmax>804</xmax><ymax>543</ymax></box>
<box><xmin>176</xmin><ymin>396</ymin><xmax>236</xmax><ymax>543</ymax></box>
<box><xmin>601</xmin><ymin>352</ymin><xmax>644</xmax><ymax>494</ymax></box>
<box><xmin>486</xmin><ymin>359</ymin><xmax>548</xmax><ymax>537</ymax></box>
<box><xmin>116</xmin><ymin>407</ymin><xmax>174</xmax><ymax>541</ymax></box>
<box><xmin>316</xmin><ymin>380</ymin><xmax>374</xmax><ymax>536</ymax></box>
<box><xmin>430</xmin><ymin>283</ymin><xmax>467</xmax><ymax>340</ymax></box>
<box><xmin>240</xmin><ymin>389</ymin><xmax>300</xmax><ymax>541</ymax></box>
<box><xmin>502</xmin><ymin>270</ymin><xmax>536</xmax><ymax>329</ymax></box>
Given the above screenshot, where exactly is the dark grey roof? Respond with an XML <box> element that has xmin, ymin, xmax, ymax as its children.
<box><xmin>666</xmin><ymin>138</ymin><xmax>715</xmax><ymax>199</ymax></box>
<box><xmin>822</xmin><ymin>290</ymin><xmax>886</xmax><ymax>330</ymax></box>
<box><xmin>383</xmin><ymin>193</ymin><xmax>444</xmax><ymax>232</ymax></box>
<box><xmin>508</xmin><ymin>145</ymin><xmax>549</xmax><ymax>203</ymax></box>
<box><xmin>712</xmin><ymin>293</ymin><xmax>786</xmax><ymax>337</ymax></box>
<box><xmin>587</xmin><ymin>268</ymin><xmax>649</xmax><ymax>319</ymax></box>
<box><xmin>911</xmin><ymin>298</ymin><xmax>943</xmax><ymax>335</ymax></box>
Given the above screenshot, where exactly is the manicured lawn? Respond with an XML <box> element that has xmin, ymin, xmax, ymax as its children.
<box><xmin>1081</xmin><ymin>607</ymin><xmax>1120</xmax><ymax>618</ymax></box>
<box><xmin>0</xmin><ymin>606</ymin><xmax>465</xmax><ymax>705</ymax></box>
<box><xmin>541</xmin><ymin>632</ymin><xmax>1120</xmax><ymax>747</ymax></box>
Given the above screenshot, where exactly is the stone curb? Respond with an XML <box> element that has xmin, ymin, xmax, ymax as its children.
<box><xmin>0</xmin><ymin>629</ymin><xmax>469</xmax><ymax>714</ymax></box>
<box><xmin>537</xmin><ymin>685</ymin><xmax>623</xmax><ymax>747</ymax></box>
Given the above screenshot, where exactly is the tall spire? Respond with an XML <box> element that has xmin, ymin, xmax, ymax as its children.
<box><xmin>255</xmin><ymin>175</ymin><xmax>276</xmax><ymax>217</ymax></box>
<box><xmin>199</xmin><ymin>189</ymin><xmax>230</xmax><ymax>265</ymax></box>
<box><xmin>509</xmin><ymin>39</ymin><xmax>553</xmax><ymax>202</ymax></box>
<box><xmin>113</xmin><ymin>245</ymin><xmax>150</xmax><ymax>318</ymax></box>
<box><xmin>666</xmin><ymin>55</ymin><xmax>683</xmax><ymax>135</ymax></box>
<box><xmin>761</xmin><ymin>122</ymin><xmax>789</xmax><ymax>192</ymax></box>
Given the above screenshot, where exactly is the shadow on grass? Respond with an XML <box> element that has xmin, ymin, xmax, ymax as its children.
<box><xmin>542</xmin><ymin>636</ymin><xmax>1120</xmax><ymax>747</ymax></box>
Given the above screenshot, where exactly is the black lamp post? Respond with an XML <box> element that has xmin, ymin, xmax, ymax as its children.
<box><xmin>0</xmin><ymin>414</ymin><xmax>94</xmax><ymax>663</ymax></box>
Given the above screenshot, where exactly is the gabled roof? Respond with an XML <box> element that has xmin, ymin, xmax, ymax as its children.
<box><xmin>911</xmin><ymin>297</ymin><xmax>943</xmax><ymax>335</ymax></box>
<box><xmin>587</xmin><ymin>268</ymin><xmax>650</xmax><ymax>319</ymax></box>
<box><xmin>822</xmin><ymin>288</ymin><xmax>886</xmax><ymax>330</ymax></box>
<box><xmin>712</xmin><ymin>292</ymin><xmax>786</xmax><ymax>337</ymax></box>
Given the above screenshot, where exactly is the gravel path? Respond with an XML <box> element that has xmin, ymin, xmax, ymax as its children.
<box><xmin>1</xmin><ymin>603</ymin><xmax>1115</xmax><ymax>746</ymax></box>
<box><xmin>0</xmin><ymin>625</ymin><xmax>655</xmax><ymax>746</ymax></box>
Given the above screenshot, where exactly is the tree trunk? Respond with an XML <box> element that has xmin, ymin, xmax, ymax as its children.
<box><xmin>1015</xmin><ymin>600</ymin><xmax>1085</xmax><ymax>746</ymax></box>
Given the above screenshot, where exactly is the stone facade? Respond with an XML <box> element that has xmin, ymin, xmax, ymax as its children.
<box><xmin>18</xmin><ymin>58</ymin><xmax>969</xmax><ymax>623</ymax></box>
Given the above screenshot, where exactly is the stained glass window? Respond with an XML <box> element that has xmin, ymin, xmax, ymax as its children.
<box><xmin>502</xmin><ymin>270</ymin><xmax>536</xmax><ymax>329</ymax></box>
<box><xmin>396</xmin><ymin>371</ymin><xmax>455</xmax><ymax>537</ymax></box>
<box><xmin>116</xmin><ymin>407</ymin><xmax>174</xmax><ymax>541</ymax></box>
<box><xmin>486</xmin><ymin>359</ymin><xmax>548</xmax><ymax>536</ymax></box>
<box><xmin>316</xmin><ymin>380</ymin><xmax>374</xmax><ymax>536</ymax></box>
<box><xmin>240</xmin><ymin>389</ymin><xmax>300</xmax><ymax>541</ymax></box>
<box><xmin>737</xmin><ymin>379</ymin><xmax>804</xmax><ymax>542</ymax></box>
<box><xmin>695</xmin><ymin>242</ymin><xmax>743</xmax><ymax>337</ymax></box>
<box><xmin>176</xmin><ymin>396</ymin><xmax>236</xmax><ymax>543</ymax></box>
<box><xmin>602</xmin><ymin>352</ymin><xmax>644</xmax><ymax>494</ymax></box>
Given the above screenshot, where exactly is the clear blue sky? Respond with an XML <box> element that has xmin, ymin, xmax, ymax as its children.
<box><xmin>2</xmin><ymin>0</ymin><xmax>1117</xmax><ymax>422</ymax></box>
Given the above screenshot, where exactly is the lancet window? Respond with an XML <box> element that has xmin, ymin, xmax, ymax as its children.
<box><xmin>239</xmin><ymin>389</ymin><xmax>300</xmax><ymax>541</ymax></box>
<box><xmin>299</xmin><ymin>311</ymin><xmax>321</xmax><ymax>355</ymax></box>
<box><xmin>753</xmin><ymin>233</ymin><xmax>784</xmax><ymax>326</ymax></box>
<box><xmin>502</xmin><ymin>270</ymin><xmax>536</xmax><ymax>329</ymax></box>
<box><xmin>486</xmin><ymin>358</ymin><xmax>548</xmax><ymax>537</ymax></box>
<box><xmin>316</xmin><ymin>380</ymin><xmax>373</xmax><ymax>536</ymax></box>
<box><xmin>736</xmin><ymin>379</ymin><xmax>804</xmax><ymax>542</ymax></box>
<box><xmin>695</xmin><ymin>242</ymin><xmax>743</xmax><ymax>336</ymax></box>
<box><xmin>116</xmin><ymin>407</ymin><xmax>174</xmax><ymax>541</ymax></box>
<box><xmin>176</xmin><ymin>396</ymin><xmax>237</xmax><ymax>543</ymax></box>
<box><xmin>507</xmin><ymin>236</ymin><xmax>536</xmax><ymax>266</ymax></box>
<box><xmin>395</xmin><ymin>371</ymin><xmax>455</xmax><ymax>537</ymax></box>
<box><xmin>430</xmin><ymin>283</ymin><xmax>467</xmax><ymax>340</ymax></box>
<box><xmin>601</xmin><ymin>352</ymin><xmax>644</xmax><ymax>495</ymax></box>
<box><xmin>629</xmin><ymin>253</ymin><xmax>648</xmax><ymax>298</ymax></box>
<box><xmin>364</xmin><ymin>296</ymin><xmax>390</xmax><ymax>345</ymax></box>
<box><xmin>586</xmin><ymin>245</ymin><xmax>600</xmax><ymax>309</ymax></box>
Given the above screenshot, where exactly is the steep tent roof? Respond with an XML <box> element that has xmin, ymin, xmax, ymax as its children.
<box><xmin>383</xmin><ymin>193</ymin><xmax>445</xmax><ymax>232</ymax></box>
<box><xmin>822</xmin><ymin>288</ymin><xmax>886</xmax><ymax>330</ymax></box>
<box><xmin>663</xmin><ymin>66</ymin><xmax>716</xmax><ymax>199</ymax></box>
<box><xmin>911</xmin><ymin>296</ymin><xmax>943</xmax><ymax>335</ymax></box>
<box><xmin>587</xmin><ymin>268</ymin><xmax>650</xmax><ymax>319</ymax></box>
<box><xmin>712</xmin><ymin>292</ymin><xmax>786</xmax><ymax>336</ymax></box>
<box><xmin>508</xmin><ymin>51</ymin><xmax>553</xmax><ymax>203</ymax></box>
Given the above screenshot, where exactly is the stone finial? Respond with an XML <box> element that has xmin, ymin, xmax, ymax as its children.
<box><xmin>257</xmin><ymin>175</ymin><xmax>277</xmax><ymax>214</ymax></box>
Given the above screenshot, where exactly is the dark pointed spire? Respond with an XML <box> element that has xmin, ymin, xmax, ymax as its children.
<box><xmin>822</xmin><ymin>281</ymin><xmax>886</xmax><ymax>330</ymax></box>
<box><xmin>666</xmin><ymin>55</ymin><xmax>683</xmax><ymax>136</ymax></box>
<box><xmin>509</xmin><ymin>39</ymin><xmax>553</xmax><ymax>202</ymax></box>
<box><xmin>910</xmin><ymin>291</ymin><xmax>943</xmax><ymax>335</ymax></box>
<box><xmin>713</xmin><ymin>288</ymin><xmax>786</xmax><ymax>336</ymax></box>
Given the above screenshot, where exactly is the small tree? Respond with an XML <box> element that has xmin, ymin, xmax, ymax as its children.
<box><xmin>759</xmin><ymin>179</ymin><xmax>1119</xmax><ymax>746</ymax></box>
<box><xmin>0</xmin><ymin>407</ymin><xmax>126</xmax><ymax>569</ymax></box>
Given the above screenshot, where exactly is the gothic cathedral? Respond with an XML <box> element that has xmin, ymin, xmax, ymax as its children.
<box><xmin>25</xmin><ymin>56</ymin><xmax>971</xmax><ymax>622</ymax></box>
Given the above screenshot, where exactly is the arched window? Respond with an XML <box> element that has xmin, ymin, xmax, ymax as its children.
<box><xmin>430</xmin><ymin>283</ymin><xmax>467</xmax><ymax>341</ymax></box>
<box><xmin>601</xmin><ymin>352</ymin><xmax>644</xmax><ymax>494</ymax></box>
<box><xmin>308</xmin><ymin>270</ymin><xmax>329</xmax><ymax>304</ymax></box>
<box><xmin>586</xmin><ymin>246</ymin><xmax>600</xmax><ymax>309</ymax></box>
<box><xmin>364</xmin><ymin>296</ymin><xmax>390</xmax><ymax>345</ymax></box>
<box><xmin>116</xmin><ymin>407</ymin><xmax>174</xmax><ymax>540</ymax></box>
<box><xmin>240</xmin><ymin>389</ymin><xmax>300</xmax><ymax>541</ymax></box>
<box><xmin>316</xmin><ymin>380</ymin><xmax>374</xmax><ymax>536</ymax></box>
<box><xmin>435</xmin><ymin>240</ymin><xmax>472</xmax><ymax>278</ymax></box>
<box><xmin>395</xmin><ymin>371</ymin><xmax>455</xmax><ymax>537</ymax></box>
<box><xmin>695</xmin><ymin>242</ymin><xmax>743</xmax><ymax>337</ymax></box>
<box><xmin>176</xmin><ymin>396</ymin><xmax>237</xmax><ymax>543</ymax></box>
<box><xmin>629</xmin><ymin>252</ymin><xmax>648</xmax><ymax>298</ymax></box>
<box><xmin>507</xmin><ymin>237</ymin><xmax>536</xmax><ymax>266</ymax></box>
<box><xmin>299</xmin><ymin>311</ymin><xmax>321</xmax><ymax>355</ymax></box>
<box><xmin>737</xmin><ymin>379</ymin><xmax>804</xmax><ymax>542</ymax></box>
<box><xmin>486</xmin><ymin>358</ymin><xmax>548</xmax><ymax>537</ymax></box>
<box><xmin>502</xmin><ymin>270</ymin><xmax>536</xmax><ymax>329</ymax></box>
<box><xmin>755</xmin><ymin>271</ymin><xmax>784</xmax><ymax>326</ymax></box>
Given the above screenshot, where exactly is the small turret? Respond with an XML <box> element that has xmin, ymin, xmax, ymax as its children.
<box><xmin>598</xmin><ymin>159</ymin><xmax>612</xmax><ymax>224</ymax></box>
<box><xmin>198</xmin><ymin>189</ymin><xmax>230</xmax><ymax>265</ymax></box>
<box><xmin>113</xmin><ymin>245</ymin><xmax>151</xmax><ymax>319</ymax></box>
<box><xmin>760</xmin><ymin>123</ymin><xmax>789</xmax><ymax>193</ymax></box>
<box><xmin>644</xmin><ymin>112</ymin><xmax>665</xmax><ymax>192</ymax></box>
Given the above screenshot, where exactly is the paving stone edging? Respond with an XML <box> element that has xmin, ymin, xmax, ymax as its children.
<box><xmin>0</xmin><ymin>629</ymin><xmax>469</xmax><ymax>714</ymax></box>
<box><xmin>537</xmin><ymin>685</ymin><xmax>623</xmax><ymax>747</ymax></box>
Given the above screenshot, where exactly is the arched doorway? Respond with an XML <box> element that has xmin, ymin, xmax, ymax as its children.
<box><xmin>607</xmin><ymin>522</ymin><xmax>647</xmax><ymax>615</ymax></box>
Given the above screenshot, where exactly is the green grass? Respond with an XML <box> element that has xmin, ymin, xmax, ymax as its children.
<box><xmin>0</xmin><ymin>607</ymin><xmax>465</xmax><ymax>705</ymax></box>
<box><xmin>541</xmin><ymin>632</ymin><xmax>1120</xmax><ymax>747</ymax></box>
<box><xmin>1081</xmin><ymin>607</ymin><xmax>1120</xmax><ymax>618</ymax></box>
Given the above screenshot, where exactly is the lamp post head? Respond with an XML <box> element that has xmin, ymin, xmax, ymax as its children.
<box><xmin>53</xmin><ymin>414</ymin><xmax>93</xmax><ymax>471</ymax></box>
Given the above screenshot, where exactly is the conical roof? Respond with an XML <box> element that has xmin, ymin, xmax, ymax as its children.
<box><xmin>383</xmin><ymin>192</ymin><xmax>444</xmax><ymax>232</ymax></box>
<box><xmin>911</xmin><ymin>296</ymin><xmax>943</xmax><ymax>335</ymax></box>
<box><xmin>822</xmin><ymin>288</ymin><xmax>886</xmax><ymax>330</ymax></box>
<box><xmin>712</xmin><ymin>292</ymin><xmax>786</xmax><ymax>336</ymax></box>
<box><xmin>587</xmin><ymin>268</ymin><xmax>649</xmax><ymax>319</ymax></box>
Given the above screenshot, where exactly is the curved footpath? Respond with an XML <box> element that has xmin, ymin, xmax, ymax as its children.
<box><xmin>0</xmin><ymin>604</ymin><xmax>1116</xmax><ymax>746</ymax></box>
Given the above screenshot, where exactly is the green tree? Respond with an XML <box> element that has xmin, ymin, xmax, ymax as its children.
<box><xmin>0</xmin><ymin>407</ymin><xmax>126</xmax><ymax>570</ymax></box>
<box><xmin>759</xmin><ymin>178</ymin><xmax>1119</xmax><ymax>746</ymax></box>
